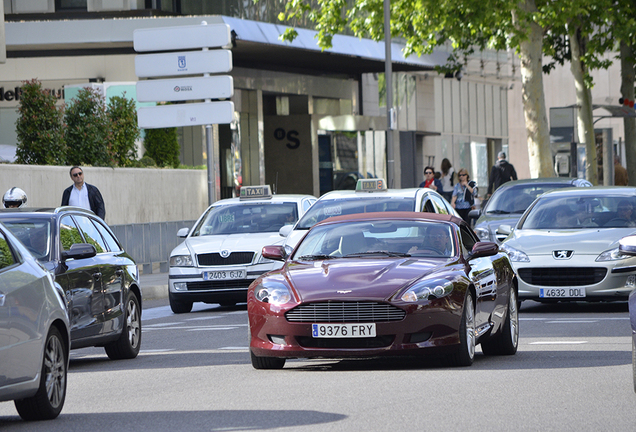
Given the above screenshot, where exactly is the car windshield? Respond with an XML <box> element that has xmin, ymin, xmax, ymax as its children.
<box><xmin>519</xmin><ymin>195</ymin><xmax>636</xmax><ymax>229</ymax></box>
<box><xmin>294</xmin><ymin>220</ymin><xmax>455</xmax><ymax>259</ymax></box>
<box><xmin>486</xmin><ymin>183</ymin><xmax>574</xmax><ymax>215</ymax></box>
<box><xmin>191</xmin><ymin>202</ymin><xmax>298</xmax><ymax>235</ymax></box>
<box><xmin>295</xmin><ymin>197</ymin><xmax>415</xmax><ymax>229</ymax></box>
<box><xmin>1</xmin><ymin>218</ymin><xmax>52</xmax><ymax>261</ymax></box>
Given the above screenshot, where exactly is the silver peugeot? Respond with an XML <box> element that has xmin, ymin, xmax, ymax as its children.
<box><xmin>500</xmin><ymin>187</ymin><xmax>636</xmax><ymax>304</ymax></box>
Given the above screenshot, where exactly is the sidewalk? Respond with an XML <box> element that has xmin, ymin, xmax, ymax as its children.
<box><xmin>139</xmin><ymin>272</ymin><xmax>169</xmax><ymax>300</ymax></box>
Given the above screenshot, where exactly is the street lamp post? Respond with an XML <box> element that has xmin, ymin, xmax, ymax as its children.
<box><xmin>384</xmin><ymin>0</ymin><xmax>395</xmax><ymax>188</ymax></box>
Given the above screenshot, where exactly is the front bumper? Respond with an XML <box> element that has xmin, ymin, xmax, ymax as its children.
<box><xmin>169</xmin><ymin>263</ymin><xmax>277</xmax><ymax>304</ymax></box>
<box><xmin>248</xmin><ymin>297</ymin><xmax>465</xmax><ymax>359</ymax></box>
<box><xmin>514</xmin><ymin>255</ymin><xmax>635</xmax><ymax>301</ymax></box>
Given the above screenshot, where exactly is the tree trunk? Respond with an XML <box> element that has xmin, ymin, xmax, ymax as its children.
<box><xmin>620</xmin><ymin>41</ymin><xmax>636</xmax><ymax>186</ymax></box>
<box><xmin>513</xmin><ymin>0</ymin><xmax>554</xmax><ymax>178</ymax></box>
<box><xmin>569</xmin><ymin>27</ymin><xmax>598</xmax><ymax>185</ymax></box>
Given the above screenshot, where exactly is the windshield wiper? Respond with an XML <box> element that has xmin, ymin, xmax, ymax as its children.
<box><xmin>297</xmin><ymin>254</ymin><xmax>334</xmax><ymax>260</ymax></box>
<box><xmin>486</xmin><ymin>210</ymin><xmax>510</xmax><ymax>214</ymax></box>
<box><xmin>344</xmin><ymin>251</ymin><xmax>411</xmax><ymax>258</ymax></box>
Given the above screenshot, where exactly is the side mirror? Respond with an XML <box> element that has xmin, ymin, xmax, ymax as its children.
<box><xmin>177</xmin><ymin>227</ymin><xmax>189</xmax><ymax>238</ymax></box>
<box><xmin>468</xmin><ymin>209</ymin><xmax>481</xmax><ymax>219</ymax></box>
<box><xmin>262</xmin><ymin>245</ymin><xmax>286</xmax><ymax>261</ymax></box>
<box><xmin>61</xmin><ymin>243</ymin><xmax>97</xmax><ymax>261</ymax></box>
<box><xmin>470</xmin><ymin>241</ymin><xmax>499</xmax><ymax>259</ymax></box>
<box><xmin>279</xmin><ymin>225</ymin><xmax>293</xmax><ymax>238</ymax></box>
<box><xmin>497</xmin><ymin>224</ymin><xmax>512</xmax><ymax>236</ymax></box>
<box><xmin>619</xmin><ymin>235</ymin><xmax>636</xmax><ymax>256</ymax></box>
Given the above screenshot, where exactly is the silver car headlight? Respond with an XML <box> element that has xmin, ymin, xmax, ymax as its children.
<box><xmin>254</xmin><ymin>281</ymin><xmax>292</xmax><ymax>305</ymax></box>
<box><xmin>401</xmin><ymin>279</ymin><xmax>453</xmax><ymax>302</ymax></box>
<box><xmin>475</xmin><ymin>227</ymin><xmax>490</xmax><ymax>241</ymax></box>
<box><xmin>596</xmin><ymin>247</ymin><xmax>630</xmax><ymax>262</ymax></box>
<box><xmin>499</xmin><ymin>244</ymin><xmax>530</xmax><ymax>262</ymax></box>
<box><xmin>170</xmin><ymin>255</ymin><xmax>194</xmax><ymax>267</ymax></box>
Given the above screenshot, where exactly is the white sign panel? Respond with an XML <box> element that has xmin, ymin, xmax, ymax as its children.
<box><xmin>135</xmin><ymin>50</ymin><xmax>232</xmax><ymax>78</ymax></box>
<box><xmin>138</xmin><ymin>101</ymin><xmax>234</xmax><ymax>128</ymax></box>
<box><xmin>136</xmin><ymin>76</ymin><xmax>233</xmax><ymax>102</ymax></box>
<box><xmin>133</xmin><ymin>24</ymin><xmax>231</xmax><ymax>52</ymax></box>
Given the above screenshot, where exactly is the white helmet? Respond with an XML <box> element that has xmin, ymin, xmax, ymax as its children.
<box><xmin>3</xmin><ymin>187</ymin><xmax>27</xmax><ymax>208</ymax></box>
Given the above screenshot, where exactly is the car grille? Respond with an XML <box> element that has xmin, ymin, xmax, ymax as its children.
<box><xmin>186</xmin><ymin>280</ymin><xmax>251</xmax><ymax>291</ymax></box>
<box><xmin>518</xmin><ymin>267</ymin><xmax>607</xmax><ymax>286</ymax></box>
<box><xmin>285</xmin><ymin>302</ymin><xmax>406</xmax><ymax>323</ymax></box>
<box><xmin>197</xmin><ymin>252</ymin><xmax>254</xmax><ymax>266</ymax></box>
<box><xmin>296</xmin><ymin>335</ymin><xmax>395</xmax><ymax>349</ymax></box>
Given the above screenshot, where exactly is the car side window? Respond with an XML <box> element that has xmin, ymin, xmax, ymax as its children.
<box><xmin>73</xmin><ymin>216</ymin><xmax>107</xmax><ymax>254</ymax></box>
<box><xmin>92</xmin><ymin>220</ymin><xmax>122</xmax><ymax>252</ymax></box>
<box><xmin>420</xmin><ymin>198</ymin><xmax>436</xmax><ymax>213</ymax></box>
<box><xmin>60</xmin><ymin>215</ymin><xmax>85</xmax><ymax>251</ymax></box>
<box><xmin>0</xmin><ymin>231</ymin><xmax>17</xmax><ymax>270</ymax></box>
<box><xmin>460</xmin><ymin>226</ymin><xmax>477</xmax><ymax>252</ymax></box>
<box><xmin>430</xmin><ymin>195</ymin><xmax>449</xmax><ymax>214</ymax></box>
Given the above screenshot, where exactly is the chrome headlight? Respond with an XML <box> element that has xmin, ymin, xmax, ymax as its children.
<box><xmin>254</xmin><ymin>281</ymin><xmax>292</xmax><ymax>305</ymax></box>
<box><xmin>475</xmin><ymin>227</ymin><xmax>490</xmax><ymax>241</ymax></box>
<box><xmin>596</xmin><ymin>247</ymin><xmax>630</xmax><ymax>262</ymax></box>
<box><xmin>401</xmin><ymin>279</ymin><xmax>453</xmax><ymax>302</ymax></box>
<box><xmin>499</xmin><ymin>244</ymin><xmax>530</xmax><ymax>262</ymax></box>
<box><xmin>170</xmin><ymin>255</ymin><xmax>194</xmax><ymax>267</ymax></box>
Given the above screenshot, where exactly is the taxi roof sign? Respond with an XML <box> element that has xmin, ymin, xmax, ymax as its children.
<box><xmin>355</xmin><ymin>178</ymin><xmax>387</xmax><ymax>192</ymax></box>
<box><xmin>239</xmin><ymin>185</ymin><xmax>273</xmax><ymax>200</ymax></box>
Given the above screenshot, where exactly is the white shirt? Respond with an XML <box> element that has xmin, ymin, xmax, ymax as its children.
<box><xmin>440</xmin><ymin>167</ymin><xmax>455</xmax><ymax>191</ymax></box>
<box><xmin>68</xmin><ymin>184</ymin><xmax>90</xmax><ymax>210</ymax></box>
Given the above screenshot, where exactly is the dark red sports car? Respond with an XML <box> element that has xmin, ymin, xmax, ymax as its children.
<box><xmin>248</xmin><ymin>212</ymin><xmax>519</xmax><ymax>369</ymax></box>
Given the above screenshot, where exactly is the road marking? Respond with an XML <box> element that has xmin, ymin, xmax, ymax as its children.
<box><xmin>529</xmin><ymin>341</ymin><xmax>588</xmax><ymax>345</ymax></box>
<box><xmin>144</xmin><ymin>322</ymin><xmax>185</xmax><ymax>327</ymax></box>
<box><xmin>187</xmin><ymin>327</ymin><xmax>239</xmax><ymax>331</ymax></box>
<box><xmin>219</xmin><ymin>347</ymin><xmax>249</xmax><ymax>350</ymax></box>
<box><xmin>545</xmin><ymin>320</ymin><xmax>598</xmax><ymax>323</ymax></box>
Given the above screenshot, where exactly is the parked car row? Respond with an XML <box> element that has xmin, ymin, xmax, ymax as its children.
<box><xmin>0</xmin><ymin>207</ymin><xmax>141</xmax><ymax>420</ymax></box>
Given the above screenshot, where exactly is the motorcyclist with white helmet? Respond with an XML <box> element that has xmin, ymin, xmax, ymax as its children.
<box><xmin>2</xmin><ymin>187</ymin><xmax>28</xmax><ymax>208</ymax></box>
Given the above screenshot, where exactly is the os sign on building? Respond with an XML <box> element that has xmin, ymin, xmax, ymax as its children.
<box><xmin>133</xmin><ymin>23</ymin><xmax>234</xmax><ymax>128</ymax></box>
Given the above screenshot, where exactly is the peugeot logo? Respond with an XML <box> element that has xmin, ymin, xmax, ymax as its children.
<box><xmin>220</xmin><ymin>250</ymin><xmax>231</xmax><ymax>258</ymax></box>
<box><xmin>553</xmin><ymin>250</ymin><xmax>574</xmax><ymax>259</ymax></box>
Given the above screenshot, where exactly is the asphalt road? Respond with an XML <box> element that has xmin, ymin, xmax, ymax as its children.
<box><xmin>1</xmin><ymin>300</ymin><xmax>634</xmax><ymax>431</ymax></box>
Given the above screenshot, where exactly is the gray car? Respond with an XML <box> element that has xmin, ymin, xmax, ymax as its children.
<box><xmin>500</xmin><ymin>187</ymin><xmax>636</xmax><ymax>303</ymax></box>
<box><xmin>0</xmin><ymin>222</ymin><xmax>70</xmax><ymax>420</ymax></box>
<box><xmin>471</xmin><ymin>177</ymin><xmax>592</xmax><ymax>243</ymax></box>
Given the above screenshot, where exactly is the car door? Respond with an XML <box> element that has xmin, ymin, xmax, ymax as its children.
<box><xmin>57</xmin><ymin>214</ymin><xmax>104</xmax><ymax>343</ymax></box>
<box><xmin>0</xmin><ymin>229</ymin><xmax>44</xmax><ymax>386</ymax></box>
<box><xmin>462</xmin><ymin>226</ymin><xmax>498</xmax><ymax>330</ymax></box>
<box><xmin>72</xmin><ymin>214</ymin><xmax>124</xmax><ymax>337</ymax></box>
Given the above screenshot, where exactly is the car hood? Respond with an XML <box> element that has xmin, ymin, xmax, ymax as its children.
<box><xmin>283</xmin><ymin>257</ymin><xmax>453</xmax><ymax>303</ymax></box>
<box><xmin>506</xmin><ymin>228</ymin><xmax>636</xmax><ymax>255</ymax></box>
<box><xmin>475</xmin><ymin>214</ymin><xmax>522</xmax><ymax>232</ymax></box>
<box><xmin>172</xmin><ymin>232</ymin><xmax>285</xmax><ymax>256</ymax></box>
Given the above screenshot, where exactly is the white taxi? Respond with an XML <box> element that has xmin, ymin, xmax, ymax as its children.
<box><xmin>280</xmin><ymin>178</ymin><xmax>459</xmax><ymax>253</ymax></box>
<box><xmin>168</xmin><ymin>186</ymin><xmax>316</xmax><ymax>313</ymax></box>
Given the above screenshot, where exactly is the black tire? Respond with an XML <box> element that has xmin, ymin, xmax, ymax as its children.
<box><xmin>14</xmin><ymin>327</ymin><xmax>67</xmax><ymax>421</ymax></box>
<box><xmin>250</xmin><ymin>351</ymin><xmax>286</xmax><ymax>369</ymax></box>
<box><xmin>104</xmin><ymin>292</ymin><xmax>141</xmax><ymax>360</ymax></box>
<box><xmin>169</xmin><ymin>293</ymin><xmax>193</xmax><ymax>314</ymax></box>
<box><xmin>447</xmin><ymin>291</ymin><xmax>475</xmax><ymax>367</ymax></box>
<box><xmin>481</xmin><ymin>288</ymin><xmax>519</xmax><ymax>356</ymax></box>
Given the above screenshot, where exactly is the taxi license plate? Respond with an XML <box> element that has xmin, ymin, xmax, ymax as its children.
<box><xmin>203</xmin><ymin>269</ymin><xmax>246</xmax><ymax>281</ymax></box>
<box><xmin>539</xmin><ymin>288</ymin><xmax>586</xmax><ymax>298</ymax></box>
<box><xmin>312</xmin><ymin>323</ymin><xmax>376</xmax><ymax>338</ymax></box>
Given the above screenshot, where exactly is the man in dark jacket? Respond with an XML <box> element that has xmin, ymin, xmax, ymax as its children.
<box><xmin>61</xmin><ymin>166</ymin><xmax>106</xmax><ymax>220</ymax></box>
<box><xmin>487</xmin><ymin>152</ymin><xmax>517</xmax><ymax>197</ymax></box>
